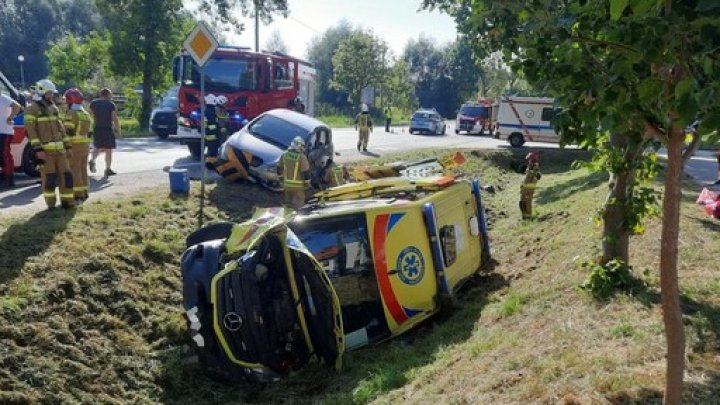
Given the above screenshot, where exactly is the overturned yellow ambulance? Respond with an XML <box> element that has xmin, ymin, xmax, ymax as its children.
<box><xmin>180</xmin><ymin>175</ymin><xmax>491</xmax><ymax>382</ymax></box>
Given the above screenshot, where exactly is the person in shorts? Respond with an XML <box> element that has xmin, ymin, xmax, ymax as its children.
<box><xmin>88</xmin><ymin>88</ymin><xmax>121</xmax><ymax>176</ymax></box>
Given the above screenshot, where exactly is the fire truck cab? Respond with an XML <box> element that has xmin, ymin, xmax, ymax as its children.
<box><xmin>171</xmin><ymin>46</ymin><xmax>317</xmax><ymax>159</ymax></box>
<box><xmin>0</xmin><ymin>70</ymin><xmax>39</xmax><ymax>177</ymax></box>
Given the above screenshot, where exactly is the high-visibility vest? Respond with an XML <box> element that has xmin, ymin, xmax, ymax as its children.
<box><xmin>25</xmin><ymin>101</ymin><xmax>67</xmax><ymax>151</ymax></box>
<box><xmin>329</xmin><ymin>164</ymin><xmax>344</xmax><ymax>187</ymax></box>
<box><xmin>357</xmin><ymin>113</ymin><xmax>371</xmax><ymax>130</ymax></box>
<box><xmin>523</xmin><ymin>164</ymin><xmax>540</xmax><ymax>188</ymax></box>
<box><xmin>65</xmin><ymin>110</ymin><xmax>92</xmax><ymax>144</ymax></box>
<box><xmin>281</xmin><ymin>149</ymin><xmax>305</xmax><ymax>189</ymax></box>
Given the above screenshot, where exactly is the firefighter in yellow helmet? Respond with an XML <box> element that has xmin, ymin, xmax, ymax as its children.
<box><xmin>320</xmin><ymin>155</ymin><xmax>345</xmax><ymax>190</ymax></box>
<box><xmin>63</xmin><ymin>88</ymin><xmax>92</xmax><ymax>203</ymax></box>
<box><xmin>25</xmin><ymin>79</ymin><xmax>74</xmax><ymax>209</ymax></box>
<box><xmin>354</xmin><ymin>103</ymin><xmax>373</xmax><ymax>152</ymax></box>
<box><xmin>520</xmin><ymin>151</ymin><xmax>541</xmax><ymax>219</ymax></box>
<box><xmin>278</xmin><ymin>136</ymin><xmax>310</xmax><ymax>210</ymax></box>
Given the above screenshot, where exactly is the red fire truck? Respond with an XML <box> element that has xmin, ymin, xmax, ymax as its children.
<box><xmin>171</xmin><ymin>46</ymin><xmax>317</xmax><ymax>159</ymax></box>
<box><xmin>454</xmin><ymin>98</ymin><xmax>498</xmax><ymax>136</ymax></box>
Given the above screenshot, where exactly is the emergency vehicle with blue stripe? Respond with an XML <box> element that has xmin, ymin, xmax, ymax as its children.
<box><xmin>496</xmin><ymin>96</ymin><xmax>562</xmax><ymax>148</ymax></box>
<box><xmin>179</xmin><ymin>171</ymin><xmax>491</xmax><ymax>382</ymax></box>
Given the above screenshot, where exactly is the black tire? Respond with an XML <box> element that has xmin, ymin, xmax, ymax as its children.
<box><xmin>509</xmin><ymin>133</ymin><xmax>525</xmax><ymax>148</ymax></box>
<box><xmin>454</xmin><ymin>129</ymin><xmax>459</xmax><ymax>135</ymax></box>
<box><xmin>155</xmin><ymin>130</ymin><xmax>170</xmax><ymax>140</ymax></box>
<box><xmin>187</xmin><ymin>142</ymin><xmax>202</xmax><ymax>160</ymax></box>
<box><xmin>21</xmin><ymin>144</ymin><xmax>40</xmax><ymax>177</ymax></box>
<box><xmin>409</xmin><ymin>129</ymin><xmax>415</xmax><ymax>134</ymax></box>
<box><xmin>441</xmin><ymin>125</ymin><xmax>446</xmax><ymax>135</ymax></box>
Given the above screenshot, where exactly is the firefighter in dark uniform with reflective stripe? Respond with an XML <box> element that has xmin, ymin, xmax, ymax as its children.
<box><xmin>278</xmin><ymin>136</ymin><xmax>310</xmax><ymax>210</ymax></box>
<box><xmin>320</xmin><ymin>156</ymin><xmax>345</xmax><ymax>189</ymax></box>
<box><xmin>63</xmin><ymin>88</ymin><xmax>92</xmax><ymax>202</ymax></box>
<box><xmin>214</xmin><ymin>95</ymin><xmax>230</xmax><ymax>145</ymax></box>
<box><xmin>203</xmin><ymin>94</ymin><xmax>220</xmax><ymax>168</ymax></box>
<box><xmin>26</xmin><ymin>79</ymin><xmax>74</xmax><ymax>209</ymax></box>
<box><xmin>520</xmin><ymin>151</ymin><xmax>541</xmax><ymax>219</ymax></box>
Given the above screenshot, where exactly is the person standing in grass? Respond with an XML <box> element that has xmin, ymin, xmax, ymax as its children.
<box><xmin>88</xmin><ymin>88</ymin><xmax>121</xmax><ymax>176</ymax></box>
<box><xmin>520</xmin><ymin>151</ymin><xmax>541</xmax><ymax>219</ymax></box>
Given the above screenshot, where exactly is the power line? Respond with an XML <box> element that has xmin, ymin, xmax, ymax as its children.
<box><xmin>286</xmin><ymin>15</ymin><xmax>322</xmax><ymax>34</ymax></box>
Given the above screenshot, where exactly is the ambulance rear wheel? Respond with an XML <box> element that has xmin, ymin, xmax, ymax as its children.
<box><xmin>509</xmin><ymin>133</ymin><xmax>525</xmax><ymax>148</ymax></box>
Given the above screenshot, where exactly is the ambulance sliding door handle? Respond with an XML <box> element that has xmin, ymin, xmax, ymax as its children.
<box><xmin>387</xmin><ymin>269</ymin><xmax>398</xmax><ymax>275</ymax></box>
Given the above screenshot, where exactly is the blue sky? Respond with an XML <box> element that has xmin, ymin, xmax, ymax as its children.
<box><xmin>226</xmin><ymin>0</ymin><xmax>459</xmax><ymax>59</ymax></box>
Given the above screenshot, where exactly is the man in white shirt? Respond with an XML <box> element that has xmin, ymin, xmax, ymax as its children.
<box><xmin>0</xmin><ymin>88</ymin><xmax>22</xmax><ymax>188</ymax></box>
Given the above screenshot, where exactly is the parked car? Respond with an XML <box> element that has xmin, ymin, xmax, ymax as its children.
<box><xmin>149</xmin><ymin>96</ymin><xmax>178</xmax><ymax>139</ymax></box>
<box><xmin>215</xmin><ymin>108</ymin><xmax>333</xmax><ymax>191</ymax></box>
<box><xmin>180</xmin><ymin>175</ymin><xmax>491</xmax><ymax>382</ymax></box>
<box><xmin>409</xmin><ymin>109</ymin><xmax>446</xmax><ymax>135</ymax></box>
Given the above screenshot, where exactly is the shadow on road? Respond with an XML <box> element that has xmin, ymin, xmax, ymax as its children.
<box><xmin>0</xmin><ymin>208</ymin><xmax>76</xmax><ymax>285</ymax></box>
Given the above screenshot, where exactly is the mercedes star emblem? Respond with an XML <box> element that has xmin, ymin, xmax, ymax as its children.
<box><xmin>223</xmin><ymin>312</ymin><xmax>243</xmax><ymax>331</ymax></box>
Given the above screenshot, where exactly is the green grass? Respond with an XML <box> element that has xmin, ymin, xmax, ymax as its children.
<box><xmin>1</xmin><ymin>148</ymin><xmax>720</xmax><ymax>403</ymax></box>
<box><xmin>119</xmin><ymin>117</ymin><xmax>153</xmax><ymax>138</ymax></box>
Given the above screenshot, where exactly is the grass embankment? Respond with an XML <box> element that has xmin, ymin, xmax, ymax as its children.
<box><xmin>1</xmin><ymin>149</ymin><xmax>720</xmax><ymax>403</ymax></box>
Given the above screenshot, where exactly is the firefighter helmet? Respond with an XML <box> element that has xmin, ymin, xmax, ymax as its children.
<box><xmin>204</xmin><ymin>94</ymin><xmax>217</xmax><ymax>105</ymax></box>
<box><xmin>64</xmin><ymin>88</ymin><xmax>84</xmax><ymax>106</ymax></box>
<box><xmin>33</xmin><ymin>79</ymin><xmax>57</xmax><ymax>101</ymax></box>
<box><xmin>361</xmin><ymin>103</ymin><xmax>369</xmax><ymax>112</ymax></box>
<box><xmin>525</xmin><ymin>151</ymin><xmax>539</xmax><ymax>163</ymax></box>
<box><xmin>290</xmin><ymin>136</ymin><xmax>305</xmax><ymax>150</ymax></box>
<box><xmin>215</xmin><ymin>95</ymin><xmax>228</xmax><ymax>105</ymax></box>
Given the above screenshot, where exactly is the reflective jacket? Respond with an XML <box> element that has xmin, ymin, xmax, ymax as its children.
<box><xmin>523</xmin><ymin>162</ymin><xmax>540</xmax><ymax>189</ymax></box>
<box><xmin>280</xmin><ymin>149</ymin><xmax>309</xmax><ymax>190</ymax></box>
<box><xmin>355</xmin><ymin>112</ymin><xmax>373</xmax><ymax>131</ymax></box>
<box><xmin>65</xmin><ymin>108</ymin><xmax>92</xmax><ymax>144</ymax></box>
<box><xmin>25</xmin><ymin>101</ymin><xmax>67</xmax><ymax>152</ymax></box>
<box><xmin>324</xmin><ymin>163</ymin><xmax>345</xmax><ymax>187</ymax></box>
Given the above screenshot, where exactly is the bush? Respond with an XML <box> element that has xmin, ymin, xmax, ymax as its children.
<box><xmin>580</xmin><ymin>259</ymin><xmax>646</xmax><ymax>299</ymax></box>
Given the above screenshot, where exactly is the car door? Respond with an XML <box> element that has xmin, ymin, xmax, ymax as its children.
<box><xmin>367</xmin><ymin>209</ymin><xmax>438</xmax><ymax>335</ymax></box>
<box><xmin>431</xmin><ymin>187</ymin><xmax>482</xmax><ymax>292</ymax></box>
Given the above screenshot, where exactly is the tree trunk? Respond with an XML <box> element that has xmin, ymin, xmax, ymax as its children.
<box><xmin>660</xmin><ymin>126</ymin><xmax>685</xmax><ymax>405</ymax></box>
<box><xmin>139</xmin><ymin>48</ymin><xmax>154</xmax><ymax>130</ymax></box>
<box><xmin>601</xmin><ymin>171</ymin><xmax>630</xmax><ymax>264</ymax></box>
<box><xmin>600</xmin><ymin>133</ymin><xmax>643</xmax><ymax>265</ymax></box>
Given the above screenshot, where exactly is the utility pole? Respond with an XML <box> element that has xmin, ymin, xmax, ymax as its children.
<box><xmin>254</xmin><ymin>1</ymin><xmax>260</xmax><ymax>52</ymax></box>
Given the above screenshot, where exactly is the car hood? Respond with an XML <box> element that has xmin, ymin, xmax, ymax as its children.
<box><xmin>208</xmin><ymin>208</ymin><xmax>344</xmax><ymax>376</ymax></box>
<box><xmin>225</xmin><ymin>129</ymin><xmax>285</xmax><ymax>166</ymax></box>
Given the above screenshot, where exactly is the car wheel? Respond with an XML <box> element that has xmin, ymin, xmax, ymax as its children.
<box><xmin>509</xmin><ymin>133</ymin><xmax>525</xmax><ymax>148</ymax></box>
<box><xmin>187</xmin><ymin>142</ymin><xmax>202</xmax><ymax>160</ymax></box>
<box><xmin>156</xmin><ymin>130</ymin><xmax>170</xmax><ymax>140</ymax></box>
<box><xmin>21</xmin><ymin>143</ymin><xmax>40</xmax><ymax>177</ymax></box>
<box><xmin>409</xmin><ymin>129</ymin><xmax>414</xmax><ymax>134</ymax></box>
<box><xmin>454</xmin><ymin>129</ymin><xmax>459</xmax><ymax>135</ymax></box>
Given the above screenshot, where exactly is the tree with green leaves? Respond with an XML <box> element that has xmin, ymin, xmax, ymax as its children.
<box><xmin>46</xmin><ymin>31</ymin><xmax>112</xmax><ymax>90</ymax></box>
<box><xmin>423</xmin><ymin>0</ymin><xmax>720</xmax><ymax>402</ymax></box>
<box><xmin>196</xmin><ymin>0</ymin><xmax>287</xmax><ymax>34</ymax></box>
<box><xmin>331</xmin><ymin>32</ymin><xmax>389</xmax><ymax>108</ymax></box>
<box><xmin>264</xmin><ymin>29</ymin><xmax>288</xmax><ymax>54</ymax></box>
<box><xmin>382</xmin><ymin>59</ymin><xmax>416</xmax><ymax>113</ymax></box>
<box><xmin>307</xmin><ymin>20</ymin><xmax>357</xmax><ymax>107</ymax></box>
<box><xmin>95</xmin><ymin>0</ymin><xmax>189</xmax><ymax>128</ymax></box>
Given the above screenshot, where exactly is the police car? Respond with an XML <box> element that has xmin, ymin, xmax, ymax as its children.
<box><xmin>179</xmin><ymin>174</ymin><xmax>491</xmax><ymax>382</ymax></box>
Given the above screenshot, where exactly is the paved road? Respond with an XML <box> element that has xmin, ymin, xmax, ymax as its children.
<box><xmin>1</xmin><ymin>123</ymin><xmax>718</xmax><ymax>215</ymax></box>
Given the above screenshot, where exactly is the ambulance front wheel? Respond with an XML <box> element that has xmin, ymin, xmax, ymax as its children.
<box><xmin>509</xmin><ymin>133</ymin><xmax>525</xmax><ymax>148</ymax></box>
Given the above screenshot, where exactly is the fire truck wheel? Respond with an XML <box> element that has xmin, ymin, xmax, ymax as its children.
<box><xmin>509</xmin><ymin>133</ymin><xmax>525</xmax><ymax>148</ymax></box>
<box><xmin>187</xmin><ymin>143</ymin><xmax>202</xmax><ymax>160</ymax></box>
<box><xmin>22</xmin><ymin>144</ymin><xmax>40</xmax><ymax>177</ymax></box>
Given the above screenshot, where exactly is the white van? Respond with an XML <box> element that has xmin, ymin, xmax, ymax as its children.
<box><xmin>496</xmin><ymin>96</ymin><xmax>561</xmax><ymax>147</ymax></box>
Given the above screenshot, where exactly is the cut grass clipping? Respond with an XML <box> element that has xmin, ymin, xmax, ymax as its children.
<box><xmin>1</xmin><ymin>148</ymin><xmax>719</xmax><ymax>404</ymax></box>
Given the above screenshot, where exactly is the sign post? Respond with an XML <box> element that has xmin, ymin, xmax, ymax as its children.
<box><xmin>183</xmin><ymin>22</ymin><xmax>219</xmax><ymax>228</ymax></box>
